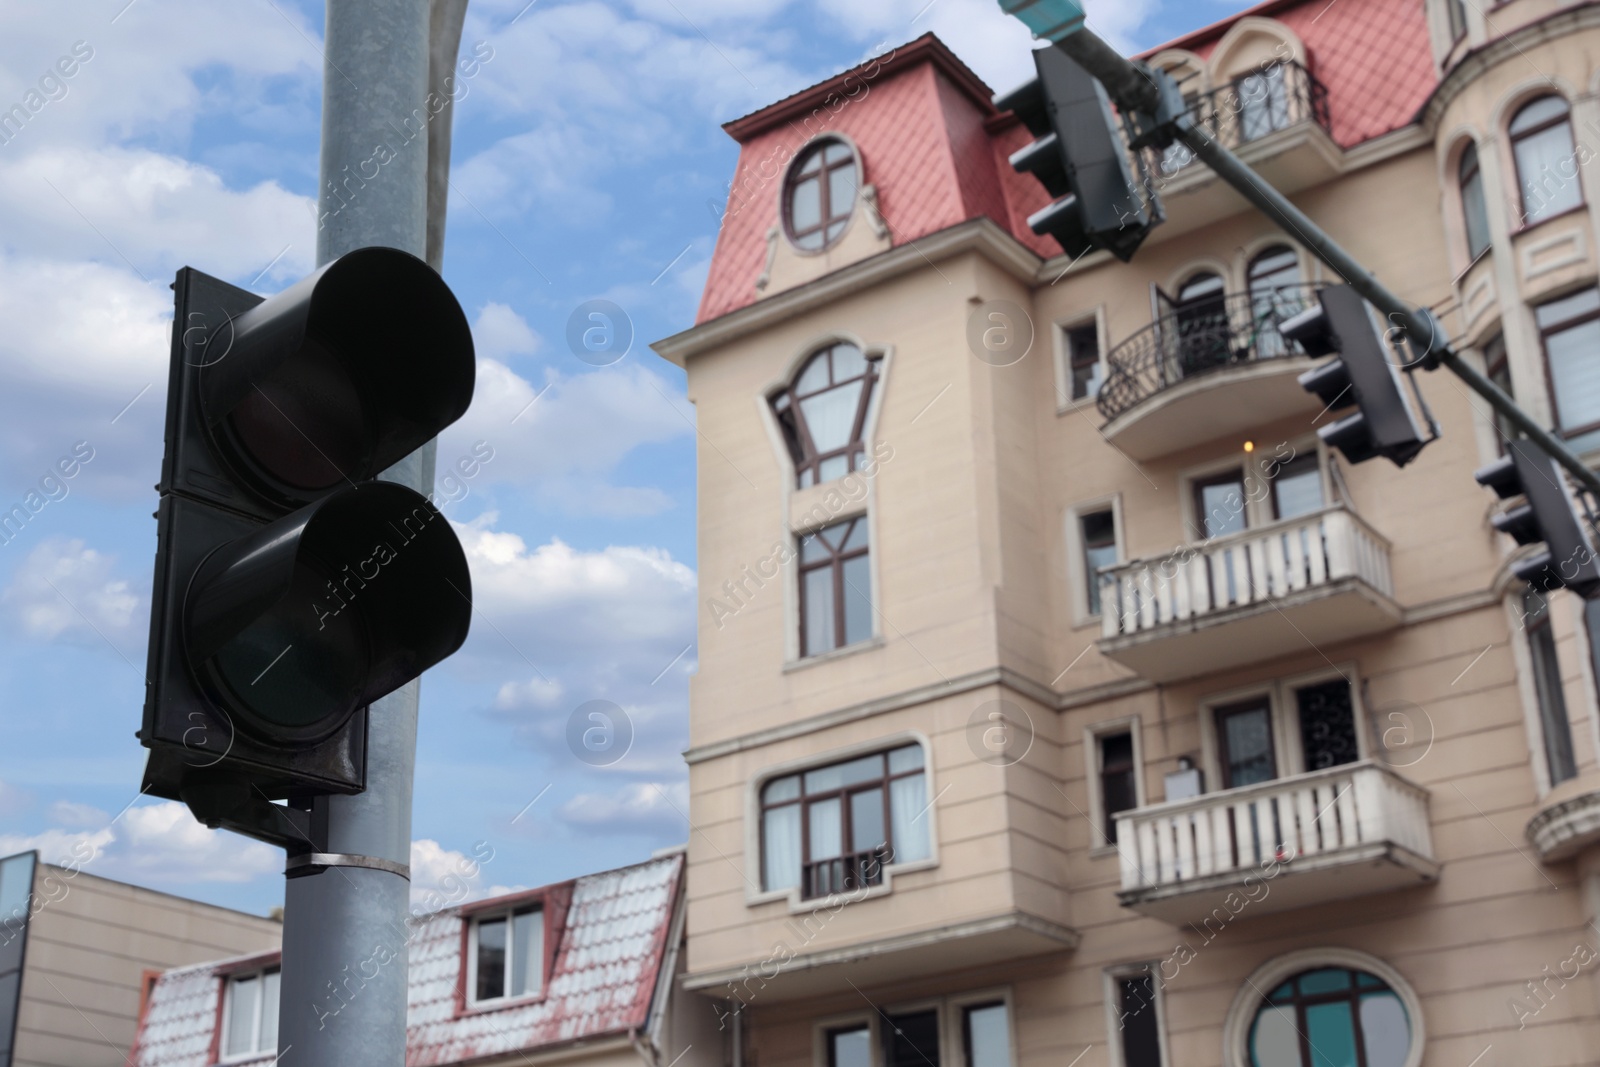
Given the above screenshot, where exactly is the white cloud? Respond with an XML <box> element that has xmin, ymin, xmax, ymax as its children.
<box><xmin>494</xmin><ymin>676</ymin><xmax>565</xmax><ymax>711</ymax></box>
<box><xmin>409</xmin><ymin>838</ymin><xmax>518</xmax><ymax>910</ymax></box>
<box><xmin>0</xmin><ymin>146</ymin><xmax>315</xmax><ymax>285</ymax></box>
<box><xmin>47</xmin><ymin>800</ymin><xmax>104</xmax><ymax>827</ymax></box>
<box><xmin>558</xmin><ymin>781</ymin><xmax>689</xmax><ymax>837</ymax></box>
<box><xmin>4</xmin><ymin>538</ymin><xmax>138</xmax><ymax>641</ymax></box>
<box><xmin>472</xmin><ymin>301</ymin><xmax>541</xmax><ymax>362</ymax></box>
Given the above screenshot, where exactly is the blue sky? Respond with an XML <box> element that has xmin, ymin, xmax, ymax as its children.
<box><xmin>0</xmin><ymin>0</ymin><xmax>1254</xmax><ymax>914</ymax></box>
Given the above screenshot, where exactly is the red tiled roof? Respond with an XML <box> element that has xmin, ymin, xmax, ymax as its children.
<box><xmin>128</xmin><ymin>854</ymin><xmax>683</xmax><ymax>1067</ymax></box>
<box><xmin>692</xmin><ymin>0</ymin><xmax>1437</xmax><ymax>328</ymax></box>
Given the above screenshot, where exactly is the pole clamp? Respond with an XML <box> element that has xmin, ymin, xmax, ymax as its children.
<box><xmin>285</xmin><ymin>853</ymin><xmax>411</xmax><ymax>880</ymax></box>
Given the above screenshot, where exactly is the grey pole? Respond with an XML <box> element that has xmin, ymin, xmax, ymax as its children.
<box><xmin>1044</xmin><ymin>28</ymin><xmax>1600</xmax><ymax>500</ymax></box>
<box><xmin>279</xmin><ymin>1</ymin><xmax>432</xmax><ymax>1062</ymax></box>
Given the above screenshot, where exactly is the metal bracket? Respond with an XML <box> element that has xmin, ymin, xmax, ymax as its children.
<box><xmin>285</xmin><ymin>853</ymin><xmax>411</xmax><ymax>880</ymax></box>
<box><xmin>180</xmin><ymin>782</ymin><xmax>326</xmax><ymax>857</ymax></box>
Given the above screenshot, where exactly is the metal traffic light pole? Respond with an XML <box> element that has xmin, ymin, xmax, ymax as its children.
<box><xmin>998</xmin><ymin>2</ymin><xmax>1600</xmax><ymax>500</ymax></box>
<box><xmin>279</xmin><ymin>0</ymin><xmax>432</xmax><ymax>1061</ymax></box>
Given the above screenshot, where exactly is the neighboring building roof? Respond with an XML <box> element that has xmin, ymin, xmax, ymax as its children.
<box><xmin>693</xmin><ymin>0</ymin><xmax>1437</xmax><ymax>328</ymax></box>
<box><xmin>128</xmin><ymin>853</ymin><xmax>684</xmax><ymax>1067</ymax></box>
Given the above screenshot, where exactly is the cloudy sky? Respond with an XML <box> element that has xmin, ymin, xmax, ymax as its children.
<box><xmin>0</xmin><ymin>0</ymin><xmax>1250</xmax><ymax>915</ymax></box>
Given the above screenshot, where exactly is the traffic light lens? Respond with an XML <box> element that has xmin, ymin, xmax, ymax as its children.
<box><xmin>207</xmin><ymin>559</ymin><xmax>370</xmax><ymax>738</ymax></box>
<box><xmin>226</xmin><ymin>339</ymin><xmax>370</xmax><ymax>491</ymax></box>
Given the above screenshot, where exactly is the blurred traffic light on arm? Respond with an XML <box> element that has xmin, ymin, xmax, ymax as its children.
<box><xmin>140</xmin><ymin>247</ymin><xmax>477</xmax><ymax>804</ymax></box>
<box><xmin>1284</xmin><ymin>284</ymin><xmax>1431</xmax><ymax>467</ymax></box>
<box><xmin>995</xmin><ymin>46</ymin><xmax>1156</xmax><ymax>262</ymax></box>
<box><xmin>1476</xmin><ymin>439</ymin><xmax>1600</xmax><ymax>596</ymax></box>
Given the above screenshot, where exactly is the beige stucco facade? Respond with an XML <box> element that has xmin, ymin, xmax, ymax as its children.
<box><xmin>655</xmin><ymin>3</ymin><xmax>1600</xmax><ymax>1065</ymax></box>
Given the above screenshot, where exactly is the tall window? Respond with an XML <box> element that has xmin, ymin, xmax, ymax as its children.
<box><xmin>471</xmin><ymin>906</ymin><xmax>544</xmax><ymax>1005</ymax></box>
<box><xmin>1082</xmin><ymin>509</ymin><xmax>1118</xmax><ymax>616</ymax></box>
<box><xmin>1194</xmin><ymin>468</ymin><xmax>1248</xmax><ymax>539</ymax></box>
<box><xmin>964</xmin><ymin>1002</ymin><xmax>1012</xmax><ymax>1067</ymax></box>
<box><xmin>772</xmin><ymin>342</ymin><xmax>878</xmax><ymax>487</ymax></box>
<box><xmin>784</xmin><ymin>137</ymin><xmax>858</xmax><ymax>251</ymax></box>
<box><xmin>1173</xmin><ymin>272</ymin><xmax>1230</xmax><ymax>374</ymax></box>
<box><xmin>1066</xmin><ymin>321</ymin><xmax>1103</xmax><ymax>401</ymax></box>
<box><xmin>1270</xmin><ymin>453</ymin><xmax>1324</xmax><ymax>520</ymax></box>
<box><xmin>799</xmin><ymin>517</ymin><xmax>872</xmax><ymax>656</ymax></box>
<box><xmin>883</xmin><ymin>1009</ymin><xmax>940</xmax><ymax>1066</ymax></box>
<box><xmin>1249</xmin><ymin>967</ymin><xmax>1412</xmax><ymax>1067</ymax></box>
<box><xmin>1295</xmin><ymin>678</ymin><xmax>1360</xmax><ymax>772</ymax></box>
<box><xmin>222</xmin><ymin>967</ymin><xmax>280</xmax><ymax>1060</ymax></box>
<box><xmin>760</xmin><ymin>744</ymin><xmax>930</xmax><ymax>899</ymax></box>
<box><xmin>1524</xmin><ymin>587</ymin><xmax>1578</xmax><ymax>787</ymax></box>
<box><xmin>1536</xmin><ymin>287</ymin><xmax>1600</xmax><ymax>455</ymax></box>
<box><xmin>1216</xmin><ymin>699</ymin><xmax>1276</xmax><ymax>789</ymax></box>
<box><xmin>1237</xmin><ymin>62</ymin><xmax>1290</xmax><ymax>142</ymax></box>
<box><xmin>1098</xmin><ymin>730</ymin><xmax>1138</xmax><ymax>845</ymax></box>
<box><xmin>1445</xmin><ymin>0</ymin><xmax>1467</xmax><ymax>42</ymax></box>
<box><xmin>1248</xmin><ymin>246</ymin><xmax>1302</xmax><ymax>358</ymax></box>
<box><xmin>1114</xmin><ymin>968</ymin><xmax>1165</xmax><ymax>1067</ymax></box>
<box><xmin>1458</xmin><ymin>143</ymin><xmax>1491</xmax><ymax>260</ymax></box>
<box><xmin>828</xmin><ymin>1025</ymin><xmax>872</xmax><ymax>1067</ymax></box>
<box><xmin>1485</xmin><ymin>335</ymin><xmax>1515</xmax><ymax>451</ymax></box>
<box><xmin>1511</xmin><ymin>96</ymin><xmax>1583</xmax><ymax>225</ymax></box>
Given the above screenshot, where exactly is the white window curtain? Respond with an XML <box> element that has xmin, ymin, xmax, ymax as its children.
<box><xmin>762</xmin><ymin>805</ymin><xmax>802</xmax><ymax>891</ymax></box>
<box><xmin>888</xmin><ymin>773</ymin><xmax>931</xmax><ymax>863</ymax></box>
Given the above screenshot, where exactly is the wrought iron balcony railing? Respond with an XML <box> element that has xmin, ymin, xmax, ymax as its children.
<box><xmin>1156</xmin><ymin>60</ymin><xmax>1332</xmax><ymax>176</ymax></box>
<box><xmin>1096</xmin><ymin>285</ymin><xmax>1318</xmax><ymax>425</ymax></box>
<box><xmin>802</xmin><ymin>846</ymin><xmax>887</xmax><ymax>900</ymax></box>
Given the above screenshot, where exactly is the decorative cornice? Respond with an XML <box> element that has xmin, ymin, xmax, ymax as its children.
<box><xmin>1419</xmin><ymin>3</ymin><xmax>1600</xmax><ymax>133</ymax></box>
<box><xmin>1526</xmin><ymin>788</ymin><xmax>1600</xmax><ymax>862</ymax></box>
<box><xmin>652</xmin><ymin>217</ymin><xmax>1042</xmax><ymax>368</ymax></box>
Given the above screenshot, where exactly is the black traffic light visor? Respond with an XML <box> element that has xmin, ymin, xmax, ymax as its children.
<box><xmin>184</xmin><ymin>481</ymin><xmax>471</xmax><ymax>744</ymax></box>
<box><xmin>196</xmin><ymin>246</ymin><xmax>475</xmax><ymax>505</ymax></box>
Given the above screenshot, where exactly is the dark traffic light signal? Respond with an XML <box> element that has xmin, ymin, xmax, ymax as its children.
<box><xmin>1476</xmin><ymin>439</ymin><xmax>1600</xmax><ymax>596</ymax></box>
<box><xmin>1284</xmin><ymin>284</ymin><xmax>1431</xmax><ymax>467</ymax></box>
<box><xmin>995</xmin><ymin>46</ymin><xmax>1157</xmax><ymax>262</ymax></box>
<box><xmin>141</xmin><ymin>247</ymin><xmax>477</xmax><ymax>805</ymax></box>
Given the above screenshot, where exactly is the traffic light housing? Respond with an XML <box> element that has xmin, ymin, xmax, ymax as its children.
<box><xmin>1284</xmin><ymin>285</ymin><xmax>1431</xmax><ymax>467</ymax></box>
<box><xmin>140</xmin><ymin>248</ymin><xmax>477</xmax><ymax>804</ymax></box>
<box><xmin>1475</xmin><ymin>439</ymin><xmax>1600</xmax><ymax>596</ymax></box>
<box><xmin>995</xmin><ymin>46</ymin><xmax>1156</xmax><ymax>262</ymax></box>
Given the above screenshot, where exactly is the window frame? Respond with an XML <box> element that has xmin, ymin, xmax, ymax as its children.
<box><xmin>465</xmin><ymin>904</ymin><xmax>548</xmax><ymax>1009</ymax></box>
<box><xmin>810</xmin><ymin>988</ymin><xmax>1016</xmax><ymax>1067</ymax></box>
<box><xmin>1232</xmin><ymin>61</ymin><xmax>1291</xmax><ymax>143</ymax></box>
<box><xmin>1067</xmin><ymin>495</ymin><xmax>1124</xmax><ymax>628</ymax></box>
<box><xmin>751</xmin><ymin>734</ymin><xmax>938</xmax><ymax>910</ymax></box>
<box><xmin>218</xmin><ymin>966</ymin><xmax>280</xmax><ymax>1063</ymax></box>
<box><xmin>1085</xmin><ymin>716</ymin><xmax>1145</xmax><ymax>855</ymax></box>
<box><xmin>1483</xmin><ymin>334</ymin><xmax>1514</xmax><ymax>454</ymax></box>
<box><xmin>1055</xmin><ymin>311</ymin><xmax>1106</xmax><ymax>408</ymax></box>
<box><xmin>1199</xmin><ymin>666</ymin><xmax>1366</xmax><ymax>792</ymax></box>
<box><xmin>1509</xmin><ymin>95</ymin><xmax>1584</xmax><ymax>228</ymax></box>
<box><xmin>1223</xmin><ymin>948</ymin><xmax>1424</xmax><ymax>1067</ymax></box>
<box><xmin>1102</xmin><ymin>962</ymin><xmax>1170</xmax><ymax>1067</ymax></box>
<box><xmin>772</xmin><ymin>341</ymin><xmax>882</xmax><ymax>489</ymax></box>
<box><xmin>1443</xmin><ymin>0</ymin><xmax>1468</xmax><ymax>43</ymax></box>
<box><xmin>1190</xmin><ymin>467</ymin><xmax>1250</xmax><ymax>541</ymax></box>
<box><xmin>1521</xmin><ymin>586</ymin><xmax>1578</xmax><ymax>789</ymax></box>
<box><xmin>1534</xmin><ymin>286</ymin><xmax>1600</xmax><ymax>448</ymax></box>
<box><xmin>1457</xmin><ymin>142</ymin><xmax>1492</xmax><ymax>262</ymax></box>
<box><xmin>797</xmin><ymin>516</ymin><xmax>873</xmax><ymax>657</ymax></box>
<box><xmin>1180</xmin><ymin>441</ymin><xmax>1327</xmax><ymax>544</ymax></box>
<box><xmin>782</xmin><ymin>135</ymin><xmax>860</xmax><ymax>253</ymax></box>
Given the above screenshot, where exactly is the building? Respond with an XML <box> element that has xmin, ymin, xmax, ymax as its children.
<box><xmin>0</xmin><ymin>849</ymin><xmax>281</xmax><ymax>1067</ymax></box>
<box><xmin>650</xmin><ymin>1</ymin><xmax>1600</xmax><ymax>1064</ymax></box>
<box><xmin>126</xmin><ymin>852</ymin><xmax>706</xmax><ymax>1067</ymax></box>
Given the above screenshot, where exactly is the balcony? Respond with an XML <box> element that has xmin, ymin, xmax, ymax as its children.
<box><xmin>1096</xmin><ymin>286</ymin><xmax>1324</xmax><ymax>460</ymax></box>
<box><xmin>1098</xmin><ymin>506</ymin><xmax>1401</xmax><ymax>683</ymax></box>
<box><xmin>1148</xmin><ymin>60</ymin><xmax>1341</xmax><ymax>238</ymax></box>
<box><xmin>1114</xmin><ymin>761</ymin><xmax>1438</xmax><ymax>924</ymax></box>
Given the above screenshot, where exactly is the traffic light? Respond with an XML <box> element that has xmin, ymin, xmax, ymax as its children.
<box><xmin>140</xmin><ymin>247</ymin><xmax>477</xmax><ymax>805</ymax></box>
<box><xmin>1475</xmin><ymin>439</ymin><xmax>1600</xmax><ymax>596</ymax></box>
<box><xmin>1284</xmin><ymin>284</ymin><xmax>1431</xmax><ymax>467</ymax></box>
<box><xmin>995</xmin><ymin>46</ymin><xmax>1156</xmax><ymax>262</ymax></box>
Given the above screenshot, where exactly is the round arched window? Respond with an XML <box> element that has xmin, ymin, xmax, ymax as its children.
<box><xmin>1249</xmin><ymin>967</ymin><xmax>1412</xmax><ymax>1067</ymax></box>
<box><xmin>784</xmin><ymin>138</ymin><xmax>859</xmax><ymax>252</ymax></box>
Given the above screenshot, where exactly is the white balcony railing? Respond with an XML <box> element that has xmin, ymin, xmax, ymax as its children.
<box><xmin>1114</xmin><ymin>761</ymin><xmax>1433</xmax><ymax>897</ymax></box>
<box><xmin>1100</xmin><ymin>506</ymin><xmax>1394</xmax><ymax>641</ymax></box>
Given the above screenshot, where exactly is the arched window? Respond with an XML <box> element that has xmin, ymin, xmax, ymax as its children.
<box><xmin>1511</xmin><ymin>96</ymin><xmax>1583</xmax><ymax>225</ymax></box>
<box><xmin>1173</xmin><ymin>271</ymin><xmax>1230</xmax><ymax>374</ymax></box>
<box><xmin>1458</xmin><ymin>143</ymin><xmax>1491</xmax><ymax>260</ymax></box>
<box><xmin>772</xmin><ymin>341</ymin><xmax>879</xmax><ymax>487</ymax></box>
<box><xmin>1247</xmin><ymin>246</ymin><xmax>1302</xmax><ymax>356</ymax></box>
<box><xmin>1249</xmin><ymin>967</ymin><xmax>1412</xmax><ymax>1067</ymax></box>
<box><xmin>783</xmin><ymin>138</ymin><xmax>859</xmax><ymax>251</ymax></box>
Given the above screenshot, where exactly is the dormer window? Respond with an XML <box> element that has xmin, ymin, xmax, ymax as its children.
<box><xmin>772</xmin><ymin>341</ymin><xmax>879</xmax><ymax>487</ymax></box>
<box><xmin>221</xmin><ymin>967</ymin><xmax>279</xmax><ymax>1061</ymax></box>
<box><xmin>783</xmin><ymin>137</ymin><xmax>859</xmax><ymax>251</ymax></box>
<box><xmin>469</xmin><ymin>905</ymin><xmax>544</xmax><ymax>1006</ymax></box>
